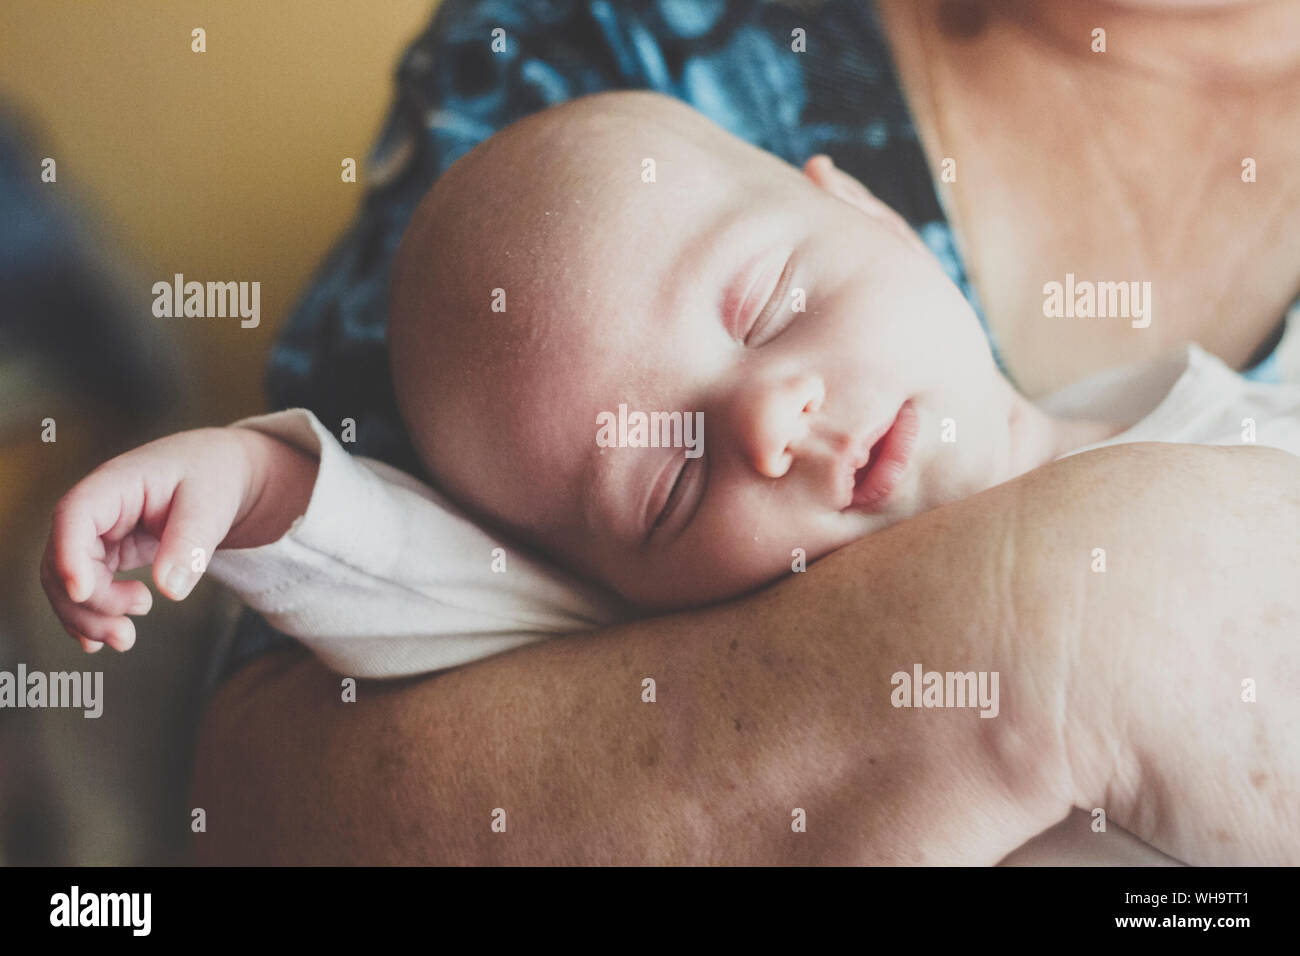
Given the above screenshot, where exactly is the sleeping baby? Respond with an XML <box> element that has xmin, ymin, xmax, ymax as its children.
<box><xmin>40</xmin><ymin>91</ymin><xmax>1300</xmax><ymax>676</ymax></box>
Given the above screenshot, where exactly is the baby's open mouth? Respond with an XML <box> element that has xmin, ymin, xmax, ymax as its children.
<box><xmin>847</xmin><ymin>400</ymin><xmax>918</xmax><ymax>513</ymax></box>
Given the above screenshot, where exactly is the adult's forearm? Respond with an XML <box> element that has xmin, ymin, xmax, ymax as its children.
<box><xmin>190</xmin><ymin>466</ymin><xmax>1083</xmax><ymax>864</ymax></box>
<box><xmin>189</xmin><ymin>443</ymin><xmax>1300</xmax><ymax>865</ymax></box>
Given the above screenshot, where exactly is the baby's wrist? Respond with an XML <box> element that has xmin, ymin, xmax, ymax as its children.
<box><xmin>222</xmin><ymin>426</ymin><xmax>319</xmax><ymax>550</ymax></box>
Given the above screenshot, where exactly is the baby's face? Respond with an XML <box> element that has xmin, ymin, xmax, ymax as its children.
<box><xmin>392</xmin><ymin>93</ymin><xmax>1021</xmax><ymax>610</ymax></box>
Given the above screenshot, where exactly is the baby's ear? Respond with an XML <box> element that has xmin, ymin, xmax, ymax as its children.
<box><xmin>802</xmin><ymin>154</ymin><xmax>930</xmax><ymax>256</ymax></box>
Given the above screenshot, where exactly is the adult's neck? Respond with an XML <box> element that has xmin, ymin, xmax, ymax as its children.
<box><xmin>994</xmin><ymin>0</ymin><xmax>1300</xmax><ymax>89</ymax></box>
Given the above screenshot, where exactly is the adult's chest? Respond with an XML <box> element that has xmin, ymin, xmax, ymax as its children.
<box><xmin>877</xmin><ymin>0</ymin><xmax>1300</xmax><ymax>397</ymax></box>
<box><xmin>945</xmin><ymin>125</ymin><xmax>1298</xmax><ymax>396</ymax></box>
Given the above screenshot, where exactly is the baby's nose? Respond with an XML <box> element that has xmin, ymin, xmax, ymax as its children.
<box><xmin>742</xmin><ymin>374</ymin><xmax>826</xmax><ymax>479</ymax></box>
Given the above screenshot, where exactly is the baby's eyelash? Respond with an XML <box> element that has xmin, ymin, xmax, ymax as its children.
<box><xmin>744</xmin><ymin>255</ymin><xmax>798</xmax><ymax>346</ymax></box>
<box><xmin>651</xmin><ymin>461</ymin><xmax>689</xmax><ymax>532</ymax></box>
<box><xmin>646</xmin><ymin>455</ymin><xmax>708</xmax><ymax>547</ymax></box>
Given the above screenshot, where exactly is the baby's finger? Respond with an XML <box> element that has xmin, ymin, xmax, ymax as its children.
<box><xmin>79</xmin><ymin>577</ymin><xmax>153</xmax><ymax>618</ymax></box>
<box><xmin>63</xmin><ymin>625</ymin><xmax>104</xmax><ymax>654</ymax></box>
<box><xmin>51</xmin><ymin>590</ymin><xmax>114</xmax><ymax>647</ymax></box>
<box><xmin>111</xmin><ymin>528</ymin><xmax>161</xmax><ymax>575</ymax></box>
<box><xmin>52</xmin><ymin>598</ymin><xmax>111</xmax><ymax>650</ymax></box>
<box><xmin>49</xmin><ymin>493</ymin><xmax>108</xmax><ymax>603</ymax></box>
<box><xmin>57</xmin><ymin>600</ymin><xmax>135</xmax><ymax>652</ymax></box>
<box><xmin>153</xmin><ymin>479</ymin><xmax>228</xmax><ymax>601</ymax></box>
<box><xmin>42</xmin><ymin>545</ymin><xmax>141</xmax><ymax>652</ymax></box>
<box><xmin>40</xmin><ymin>541</ymin><xmax>91</xmax><ymax>627</ymax></box>
<box><xmin>60</xmin><ymin>531</ymin><xmax>160</xmax><ymax>614</ymax></box>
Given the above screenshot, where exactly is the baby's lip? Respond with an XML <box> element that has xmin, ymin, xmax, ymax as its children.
<box><xmin>849</xmin><ymin>419</ymin><xmax>893</xmax><ymax>472</ymax></box>
<box><xmin>834</xmin><ymin>415</ymin><xmax>893</xmax><ymax>498</ymax></box>
<box><xmin>842</xmin><ymin>401</ymin><xmax>918</xmax><ymax>513</ymax></box>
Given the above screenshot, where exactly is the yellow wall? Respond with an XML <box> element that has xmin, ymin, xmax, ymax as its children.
<box><xmin>0</xmin><ymin>0</ymin><xmax>438</xmax><ymax>423</ymax></box>
<box><xmin>0</xmin><ymin>0</ymin><xmax>442</xmax><ymax>865</ymax></box>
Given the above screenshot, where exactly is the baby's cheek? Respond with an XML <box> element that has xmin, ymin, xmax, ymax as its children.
<box><xmin>617</xmin><ymin>530</ymin><xmax>782</xmax><ymax>610</ymax></box>
<box><xmin>622</xmin><ymin>498</ymin><xmax>853</xmax><ymax>608</ymax></box>
<box><xmin>690</xmin><ymin>513</ymin><xmax>819</xmax><ymax>596</ymax></box>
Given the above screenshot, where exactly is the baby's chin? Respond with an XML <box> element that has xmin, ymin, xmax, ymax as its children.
<box><xmin>857</xmin><ymin>445</ymin><xmax>1001</xmax><ymax>537</ymax></box>
<box><xmin>913</xmin><ymin>406</ymin><xmax>1015</xmax><ymax>507</ymax></box>
<box><xmin>914</xmin><ymin>457</ymin><xmax>1005</xmax><ymax>517</ymax></box>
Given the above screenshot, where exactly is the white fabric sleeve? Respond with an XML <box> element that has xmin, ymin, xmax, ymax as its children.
<box><xmin>204</xmin><ymin>408</ymin><xmax>623</xmax><ymax>678</ymax></box>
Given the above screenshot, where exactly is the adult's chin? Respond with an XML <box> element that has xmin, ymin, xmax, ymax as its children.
<box><xmin>1086</xmin><ymin>0</ymin><xmax>1256</xmax><ymax>9</ymax></box>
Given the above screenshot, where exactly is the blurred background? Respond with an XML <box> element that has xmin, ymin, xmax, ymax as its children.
<box><xmin>0</xmin><ymin>0</ymin><xmax>437</xmax><ymax>864</ymax></box>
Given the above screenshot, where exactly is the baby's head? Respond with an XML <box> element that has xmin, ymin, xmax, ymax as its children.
<box><xmin>390</xmin><ymin>91</ymin><xmax>1023</xmax><ymax>610</ymax></box>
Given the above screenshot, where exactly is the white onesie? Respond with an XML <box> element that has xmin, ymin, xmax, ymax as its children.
<box><xmin>206</xmin><ymin>343</ymin><xmax>1300</xmax><ymax>678</ymax></box>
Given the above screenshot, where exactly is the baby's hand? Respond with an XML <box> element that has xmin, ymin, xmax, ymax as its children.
<box><xmin>40</xmin><ymin>428</ymin><xmax>258</xmax><ymax>653</ymax></box>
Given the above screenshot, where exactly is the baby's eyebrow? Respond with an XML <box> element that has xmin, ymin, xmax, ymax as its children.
<box><xmin>659</xmin><ymin>202</ymin><xmax>752</xmax><ymax>318</ymax></box>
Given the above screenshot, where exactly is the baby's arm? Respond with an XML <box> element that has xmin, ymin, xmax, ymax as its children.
<box><xmin>44</xmin><ymin>407</ymin><xmax>618</xmax><ymax>673</ymax></box>
<box><xmin>201</xmin><ymin>409</ymin><xmax>622</xmax><ymax>678</ymax></box>
<box><xmin>41</xmin><ymin>424</ymin><xmax>316</xmax><ymax>652</ymax></box>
